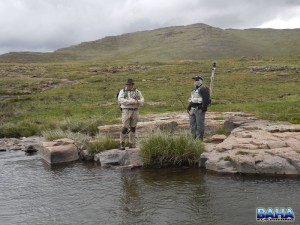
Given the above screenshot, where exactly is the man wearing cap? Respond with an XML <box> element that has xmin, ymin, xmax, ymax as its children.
<box><xmin>187</xmin><ymin>75</ymin><xmax>210</xmax><ymax>141</ymax></box>
<box><xmin>118</xmin><ymin>79</ymin><xmax>144</xmax><ymax>150</ymax></box>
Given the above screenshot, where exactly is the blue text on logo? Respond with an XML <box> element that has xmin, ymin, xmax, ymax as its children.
<box><xmin>256</xmin><ymin>207</ymin><xmax>295</xmax><ymax>221</ymax></box>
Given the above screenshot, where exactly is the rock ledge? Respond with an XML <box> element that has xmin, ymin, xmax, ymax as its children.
<box><xmin>201</xmin><ymin>117</ymin><xmax>300</xmax><ymax>175</ymax></box>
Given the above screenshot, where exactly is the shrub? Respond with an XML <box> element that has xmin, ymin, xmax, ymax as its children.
<box><xmin>59</xmin><ymin>117</ymin><xmax>103</xmax><ymax>136</ymax></box>
<box><xmin>139</xmin><ymin>130</ymin><xmax>204</xmax><ymax>167</ymax></box>
<box><xmin>0</xmin><ymin>121</ymin><xmax>38</xmax><ymax>138</ymax></box>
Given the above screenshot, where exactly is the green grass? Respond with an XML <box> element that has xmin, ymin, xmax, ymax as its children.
<box><xmin>1</xmin><ymin>24</ymin><xmax>299</xmax><ymax>63</ymax></box>
<box><xmin>0</xmin><ymin>55</ymin><xmax>299</xmax><ymax>137</ymax></box>
<box><xmin>0</xmin><ymin>121</ymin><xmax>39</xmax><ymax>138</ymax></box>
<box><xmin>223</xmin><ymin>156</ymin><xmax>233</xmax><ymax>161</ymax></box>
<box><xmin>139</xmin><ymin>130</ymin><xmax>204</xmax><ymax>167</ymax></box>
<box><xmin>236</xmin><ymin>151</ymin><xmax>257</xmax><ymax>157</ymax></box>
<box><xmin>86</xmin><ymin>135</ymin><xmax>119</xmax><ymax>154</ymax></box>
<box><xmin>211</xmin><ymin>125</ymin><xmax>231</xmax><ymax>136</ymax></box>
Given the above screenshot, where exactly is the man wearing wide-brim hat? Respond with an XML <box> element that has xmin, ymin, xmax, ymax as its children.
<box><xmin>117</xmin><ymin>79</ymin><xmax>144</xmax><ymax>150</ymax></box>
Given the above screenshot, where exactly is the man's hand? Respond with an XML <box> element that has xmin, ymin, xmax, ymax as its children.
<box><xmin>129</xmin><ymin>99</ymin><xmax>139</xmax><ymax>105</ymax></box>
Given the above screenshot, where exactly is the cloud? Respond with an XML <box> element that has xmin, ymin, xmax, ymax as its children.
<box><xmin>0</xmin><ymin>0</ymin><xmax>299</xmax><ymax>54</ymax></box>
<box><xmin>258</xmin><ymin>4</ymin><xmax>300</xmax><ymax>28</ymax></box>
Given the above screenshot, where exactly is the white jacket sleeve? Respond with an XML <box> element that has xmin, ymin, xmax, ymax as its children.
<box><xmin>136</xmin><ymin>90</ymin><xmax>144</xmax><ymax>106</ymax></box>
<box><xmin>118</xmin><ymin>89</ymin><xmax>131</xmax><ymax>105</ymax></box>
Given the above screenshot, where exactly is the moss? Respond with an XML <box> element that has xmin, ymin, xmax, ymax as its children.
<box><xmin>223</xmin><ymin>156</ymin><xmax>233</xmax><ymax>161</ymax></box>
<box><xmin>236</xmin><ymin>150</ymin><xmax>257</xmax><ymax>157</ymax></box>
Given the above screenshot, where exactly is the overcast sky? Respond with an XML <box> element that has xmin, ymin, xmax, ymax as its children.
<box><xmin>0</xmin><ymin>0</ymin><xmax>299</xmax><ymax>54</ymax></box>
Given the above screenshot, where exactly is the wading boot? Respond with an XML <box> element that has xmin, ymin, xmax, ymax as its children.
<box><xmin>129</xmin><ymin>143</ymin><xmax>136</xmax><ymax>149</ymax></box>
<box><xmin>119</xmin><ymin>142</ymin><xmax>125</xmax><ymax>150</ymax></box>
<box><xmin>199</xmin><ymin>135</ymin><xmax>204</xmax><ymax>142</ymax></box>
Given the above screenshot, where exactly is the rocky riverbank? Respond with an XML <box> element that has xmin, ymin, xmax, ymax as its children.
<box><xmin>0</xmin><ymin>136</ymin><xmax>44</xmax><ymax>153</ymax></box>
<box><xmin>95</xmin><ymin>112</ymin><xmax>300</xmax><ymax>175</ymax></box>
<box><xmin>201</xmin><ymin>115</ymin><xmax>300</xmax><ymax>175</ymax></box>
<box><xmin>2</xmin><ymin>112</ymin><xmax>300</xmax><ymax>175</ymax></box>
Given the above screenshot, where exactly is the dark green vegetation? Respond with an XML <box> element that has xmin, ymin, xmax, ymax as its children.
<box><xmin>139</xmin><ymin>131</ymin><xmax>204</xmax><ymax>167</ymax></box>
<box><xmin>0</xmin><ymin>24</ymin><xmax>299</xmax><ymax>138</ymax></box>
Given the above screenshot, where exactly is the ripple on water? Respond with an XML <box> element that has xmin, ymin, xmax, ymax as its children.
<box><xmin>1</xmin><ymin>151</ymin><xmax>300</xmax><ymax>225</ymax></box>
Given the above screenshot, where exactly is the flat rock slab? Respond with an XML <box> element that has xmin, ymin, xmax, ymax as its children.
<box><xmin>201</xmin><ymin>118</ymin><xmax>300</xmax><ymax>175</ymax></box>
<box><xmin>98</xmin><ymin>112</ymin><xmax>227</xmax><ymax>138</ymax></box>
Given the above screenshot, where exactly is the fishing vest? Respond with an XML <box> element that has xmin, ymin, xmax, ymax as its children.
<box><xmin>190</xmin><ymin>86</ymin><xmax>203</xmax><ymax>104</ymax></box>
<box><xmin>122</xmin><ymin>88</ymin><xmax>140</xmax><ymax>100</ymax></box>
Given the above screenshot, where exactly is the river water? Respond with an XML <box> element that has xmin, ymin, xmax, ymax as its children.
<box><xmin>1</xmin><ymin>150</ymin><xmax>299</xmax><ymax>225</ymax></box>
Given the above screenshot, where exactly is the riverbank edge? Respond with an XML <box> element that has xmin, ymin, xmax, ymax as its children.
<box><xmin>1</xmin><ymin>111</ymin><xmax>300</xmax><ymax>176</ymax></box>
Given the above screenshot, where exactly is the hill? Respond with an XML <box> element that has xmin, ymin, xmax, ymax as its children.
<box><xmin>0</xmin><ymin>23</ymin><xmax>299</xmax><ymax>63</ymax></box>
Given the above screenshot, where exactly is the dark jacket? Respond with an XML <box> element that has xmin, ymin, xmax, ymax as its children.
<box><xmin>198</xmin><ymin>86</ymin><xmax>210</xmax><ymax>112</ymax></box>
<box><xmin>188</xmin><ymin>85</ymin><xmax>211</xmax><ymax>112</ymax></box>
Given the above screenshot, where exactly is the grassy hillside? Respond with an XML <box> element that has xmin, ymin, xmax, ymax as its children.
<box><xmin>0</xmin><ymin>55</ymin><xmax>299</xmax><ymax>137</ymax></box>
<box><xmin>0</xmin><ymin>23</ymin><xmax>299</xmax><ymax>137</ymax></box>
<box><xmin>0</xmin><ymin>23</ymin><xmax>299</xmax><ymax>63</ymax></box>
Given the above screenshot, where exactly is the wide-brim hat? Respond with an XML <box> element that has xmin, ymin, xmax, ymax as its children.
<box><xmin>126</xmin><ymin>79</ymin><xmax>135</xmax><ymax>84</ymax></box>
<box><xmin>192</xmin><ymin>75</ymin><xmax>203</xmax><ymax>81</ymax></box>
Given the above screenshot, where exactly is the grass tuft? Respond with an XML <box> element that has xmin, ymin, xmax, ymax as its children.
<box><xmin>86</xmin><ymin>135</ymin><xmax>119</xmax><ymax>154</ymax></box>
<box><xmin>139</xmin><ymin>130</ymin><xmax>204</xmax><ymax>167</ymax></box>
<box><xmin>41</xmin><ymin>129</ymin><xmax>92</xmax><ymax>150</ymax></box>
<box><xmin>59</xmin><ymin>117</ymin><xmax>103</xmax><ymax>135</ymax></box>
<box><xmin>41</xmin><ymin>129</ymin><xmax>118</xmax><ymax>153</ymax></box>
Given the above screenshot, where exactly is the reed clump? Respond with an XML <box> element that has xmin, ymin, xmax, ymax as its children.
<box><xmin>139</xmin><ymin>130</ymin><xmax>204</xmax><ymax>167</ymax></box>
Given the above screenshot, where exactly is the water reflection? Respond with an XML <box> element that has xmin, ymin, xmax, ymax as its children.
<box><xmin>120</xmin><ymin>170</ymin><xmax>146</xmax><ymax>225</ymax></box>
<box><xmin>123</xmin><ymin>168</ymin><xmax>213</xmax><ymax>225</ymax></box>
<box><xmin>41</xmin><ymin>158</ymin><xmax>78</xmax><ymax>172</ymax></box>
<box><xmin>1</xmin><ymin>151</ymin><xmax>300</xmax><ymax>225</ymax></box>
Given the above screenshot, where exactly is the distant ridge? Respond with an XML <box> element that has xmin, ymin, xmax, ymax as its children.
<box><xmin>0</xmin><ymin>23</ymin><xmax>299</xmax><ymax>63</ymax></box>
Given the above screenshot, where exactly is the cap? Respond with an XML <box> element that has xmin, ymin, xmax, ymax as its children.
<box><xmin>192</xmin><ymin>75</ymin><xmax>203</xmax><ymax>81</ymax></box>
<box><xmin>126</xmin><ymin>79</ymin><xmax>135</xmax><ymax>84</ymax></box>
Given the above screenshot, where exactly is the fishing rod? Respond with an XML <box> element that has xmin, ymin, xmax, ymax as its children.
<box><xmin>167</xmin><ymin>62</ymin><xmax>217</xmax><ymax>115</ymax></box>
<box><xmin>209</xmin><ymin>62</ymin><xmax>216</xmax><ymax>97</ymax></box>
<box><xmin>166</xmin><ymin>78</ymin><xmax>190</xmax><ymax>115</ymax></box>
<box><xmin>176</xmin><ymin>90</ymin><xmax>190</xmax><ymax>115</ymax></box>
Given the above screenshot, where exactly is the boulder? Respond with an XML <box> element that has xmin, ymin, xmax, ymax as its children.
<box><xmin>94</xmin><ymin>148</ymin><xmax>143</xmax><ymax>168</ymax></box>
<box><xmin>40</xmin><ymin>138</ymin><xmax>79</xmax><ymax>165</ymax></box>
<box><xmin>24</xmin><ymin>145</ymin><xmax>38</xmax><ymax>154</ymax></box>
<box><xmin>94</xmin><ymin>149</ymin><xmax>127</xmax><ymax>167</ymax></box>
